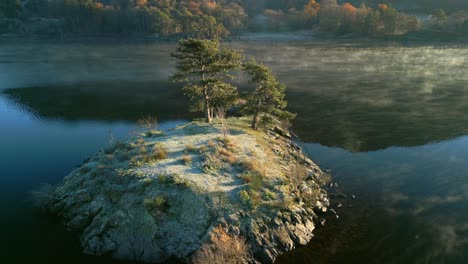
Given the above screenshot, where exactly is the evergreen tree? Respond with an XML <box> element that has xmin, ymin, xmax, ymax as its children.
<box><xmin>170</xmin><ymin>38</ymin><xmax>242</xmax><ymax>123</ymax></box>
<box><xmin>242</xmin><ymin>60</ymin><xmax>295</xmax><ymax>129</ymax></box>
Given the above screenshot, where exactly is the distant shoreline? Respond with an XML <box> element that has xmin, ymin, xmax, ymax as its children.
<box><xmin>2</xmin><ymin>30</ymin><xmax>467</xmax><ymax>45</ymax></box>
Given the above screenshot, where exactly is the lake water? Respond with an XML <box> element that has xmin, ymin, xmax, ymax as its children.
<box><xmin>1</xmin><ymin>39</ymin><xmax>467</xmax><ymax>263</ymax></box>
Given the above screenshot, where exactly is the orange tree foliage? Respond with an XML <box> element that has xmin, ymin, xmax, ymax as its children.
<box><xmin>304</xmin><ymin>0</ymin><xmax>320</xmax><ymax>18</ymax></box>
<box><xmin>378</xmin><ymin>4</ymin><xmax>389</xmax><ymax>11</ymax></box>
<box><xmin>342</xmin><ymin>3</ymin><xmax>357</xmax><ymax>16</ymax></box>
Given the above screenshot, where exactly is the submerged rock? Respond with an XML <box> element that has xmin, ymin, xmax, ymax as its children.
<box><xmin>35</xmin><ymin>118</ymin><xmax>330</xmax><ymax>263</ymax></box>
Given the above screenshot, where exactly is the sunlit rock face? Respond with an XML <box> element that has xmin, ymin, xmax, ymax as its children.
<box><xmin>35</xmin><ymin>119</ymin><xmax>329</xmax><ymax>263</ymax></box>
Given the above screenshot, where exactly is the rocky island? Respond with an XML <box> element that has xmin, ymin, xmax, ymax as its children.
<box><xmin>35</xmin><ymin>117</ymin><xmax>330</xmax><ymax>263</ymax></box>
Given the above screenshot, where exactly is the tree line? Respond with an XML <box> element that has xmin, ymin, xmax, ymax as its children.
<box><xmin>170</xmin><ymin>38</ymin><xmax>295</xmax><ymax>129</ymax></box>
<box><xmin>0</xmin><ymin>0</ymin><xmax>424</xmax><ymax>37</ymax></box>
<box><xmin>2</xmin><ymin>0</ymin><xmax>468</xmax><ymax>38</ymax></box>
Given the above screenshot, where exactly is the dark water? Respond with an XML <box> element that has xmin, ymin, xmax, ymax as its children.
<box><xmin>1</xmin><ymin>39</ymin><xmax>467</xmax><ymax>263</ymax></box>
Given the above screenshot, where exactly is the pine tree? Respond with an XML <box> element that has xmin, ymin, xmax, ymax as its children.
<box><xmin>170</xmin><ymin>38</ymin><xmax>242</xmax><ymax>123</ymax></box>
<box><xmin>242</xmin><ymin>60</ymin><xmax>295</xmax><ymax>129</ymax></box>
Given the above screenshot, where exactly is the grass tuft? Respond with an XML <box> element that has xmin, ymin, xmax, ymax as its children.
<box><xmin>182</xmin><ymin>155</ymin><xmax>193</xmax><ymax>165</ymax></box>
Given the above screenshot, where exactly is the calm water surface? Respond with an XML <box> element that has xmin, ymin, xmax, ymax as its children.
<box><xmin>1</xmin><ymin>39</ymin><xmax>467</xmax><ymax>263</ymax></box>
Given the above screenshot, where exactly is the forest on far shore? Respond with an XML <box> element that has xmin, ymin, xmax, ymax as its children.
<box><xmin>2</xmin><ymin>0</ymin><xmax>468</xmax><ymax>38</ymax></box>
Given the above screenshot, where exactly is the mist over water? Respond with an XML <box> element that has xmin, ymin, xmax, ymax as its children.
<box><xmin>1</xmin><ymin>39</ymin><xmax>468</xmax><ymax>263</ymax></box>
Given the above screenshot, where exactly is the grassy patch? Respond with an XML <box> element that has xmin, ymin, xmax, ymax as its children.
<box><xmin>129</xmin><ymin>142</ymin><xmax>169</xmax><ymax>167</ymax></box>
<box><xmin>239</xmin><ymin>171</ymin><xmax>262</xmax><ymax>191</ymax></box>
<box><xmin>172</xmin><ymin>174</ymin><xmax>191</xmax><ymax>188</ymax></box>
<box><xmin>217</xmin><ymin>147</ymin><xmax>237</xmax><ymax>164</ymax></box>
<box><xmin>238</xmin><ymin>188</ymin><xmax>261</xmax><ymax>209</ymax></box>
<box><xmin>239</xmin><ymin>189</ymin><xmax>251</xmax><ymax>206</ymax></box>
<box><xmin>242</xmin><ymin>159</ymin><xmax>267</xmax><ymax>178</ymax></box>
<box><xmin>202</xmin><ymin>152</ymin><xmax>223</xmax><ymax>174</ymax></box>
<box><xmin>263</xmin><ymin>189</ymin><xmax>277</xmax><ymax>201</ymax></box>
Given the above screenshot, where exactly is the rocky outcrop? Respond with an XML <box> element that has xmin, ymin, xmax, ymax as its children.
<box><xmin>36</xmin><ymin>118</ymin><xmax>330</xmax><ymax>263</ymax></box>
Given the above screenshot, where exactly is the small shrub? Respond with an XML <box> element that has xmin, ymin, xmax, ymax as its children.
<box><xmin>216</xmin><ymin>136</ymin><xmax>230</xmax><ymax>146</ymax></box>
<box><xmin>289</xmin><ymin>163</ymin><xmax>308</xmax><ymax>190</ymax></box>
<box><xmin>137</xmin><ymin>115</ymin><xmax>158</xmax><ymax>130</ymax></box>
<box><xmin>239</xmin><ymin>190</ymin><xmax>251</xmax><ymax>206</ymax></box>
<box><xmin>239</xmin><ymin>188</ymin><xmax>261</xmax><ymax>209</ymax></box>
<box><xmin>217</xmin><ymin>148</ymin><xmax>237</xmax><ymax>164</ymax></box>
<box><xmin>182</xmin><ymin>155</ymin><xmax>192</xmax><ymax>165</ymax></box>
<box><xmin>202</xmin><ymin>153</ymin><xmax>223</xmax><ymax>174</ymax></box>
<box><xmin>199</xmin><ymin>145</ymin><xmax>208</xmax><ymax>154</ymax></box>
<box><xmin>240</xmin><ymin>171</ymin><xmax>262</xmax><ymax>191</ymax></box>
<box><xmin>263</xmin><ymin>189</ymin><xmax>277</xmax><ymax>201</ymax></box>
<box><xmin>152</xmin><ymin>143</ymin><xmax>168</xmax><ymax>160</ymax></box>
<box><xmin>157</xmin><ymin>174</ymin><xmax>167</xmax><ymax>184</ymax></box>
<box><xmin>185</xmin><ymin>144</ymin><xmax>197</xmax><ymax>153</ymax></box>
<box><xmin>172</xmin><ymin>174</ymin><xmax>191</xmax><ymax>188</ymax></box>
<box><xmin>250</xmin><ymin>189</ymin><xmax>262</xmax><ymax>209</ymax></box>
<box><xmin>144</xmin><ymin>194</ymin><xmax>168</xmax><ymax>212</ymax></box>
<box><xmin>192</xmin><ymin>226</ymin><xmax>250</xmax><ymax>264</ymax></box>
<box><xmin>242</xmin><ymin>159</ymin><xmax>267</xmax><ymax>178</ymax></box>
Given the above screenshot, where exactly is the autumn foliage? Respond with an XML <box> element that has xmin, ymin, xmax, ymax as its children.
<box><xmin>378</xmin><ymin>4</ymin><xmax>389</xmax><ymax>11</ymax></box>
<box><xmin>192</xmin><ymin>226</ymin><xmax>250</xmax><ymax>264</ymax></box>
<box><xmin>318</xmin><ymin>2</ymin><xmax>419</xmax><ymax>35</ymax></box>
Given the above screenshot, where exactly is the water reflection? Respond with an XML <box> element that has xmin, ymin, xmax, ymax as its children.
<box><xmin>3</xmin><ymin>42</ymin><xmax>468</xmax><ymax>151</ymax></box>
<box><xmin>279</xmin><ymin>137</ymin><xmax>468</xmax><ymax>263</ymax></box>
<box><xmin>1</xmin><ymin>40</ymin><xmax>468</xmax><ymax>263</ymax></box>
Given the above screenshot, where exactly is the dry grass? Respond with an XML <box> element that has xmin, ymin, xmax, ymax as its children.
<box><xmin>289</xmin><ymin>162</ymin><xmax>308</xmax><ymax>190</ymax></box>
<box><xmin>185</xmin><ymin>144</ymin><xmax>197</xmax><ymax>153</ymax></box>
<box><xmin>202</xmin><ymin>152</ymin><xmax>223</xmax><ymax>174</ymax></box>
<box><xmin>182</xmin><ymin>155</ymin><xmax>193</xmax><ymax>165</ymax></box>
<box><xmin>208</xmin><ymin>140</ymin><xmax>216</xmax><ymax>149</ymax></box>
<box><xmin>152</xmin><ymin>143</ymin><xmax>168</xmax><ymax>160</ymax></box>
<box><xmin>137</xmin><ymin>115</ymin><xmax>158</xmax><ymax>130</ymax></box>
<box><xmin>199</xmin><ymin>145</ymin><xmax>208</xmax><ymax>154</ymax></box>
<box><xmin>192</xmin><ymin>226</ymin><xmax>250</xmax><ymax>264</ymax></box>
<box><xmin>217</xmin><ymin>147</ymin><xmax>237</xmax><ymax>164</ymax></box>
<box><xmin>239</xmin><ymin>171</ymin><xmax>262</xmax><ymax>190</ymax></box>
<box><xmin>242</xmin><ymin>159</ymin><xmax>267</xmax><ymax>178</ymax></box>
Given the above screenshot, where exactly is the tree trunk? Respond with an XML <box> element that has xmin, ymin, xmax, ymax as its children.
<box><xmin>201</xmin><ymin>70</ymin><xmax>211</xmax><ymax>123</ymax></box>
<box><xmin>203</xmin><ymin>87</ymin><xmax>212</xmax><ymax>123</ymax></box>
<box><xmin>251</xmin><ymin>110</ymin><xmax>259</xmax><ymax>129</ymax></box>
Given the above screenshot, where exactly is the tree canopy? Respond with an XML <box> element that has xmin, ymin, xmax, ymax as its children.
<box><xmin>242</xmin><ymin>60</ymin><xmax>295</xmax><ymax>129</ymax></box>
<box><xmin>170</xmin><ymin>38</ymin><xmax>242</xmax><ymax>123</ymax></box>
